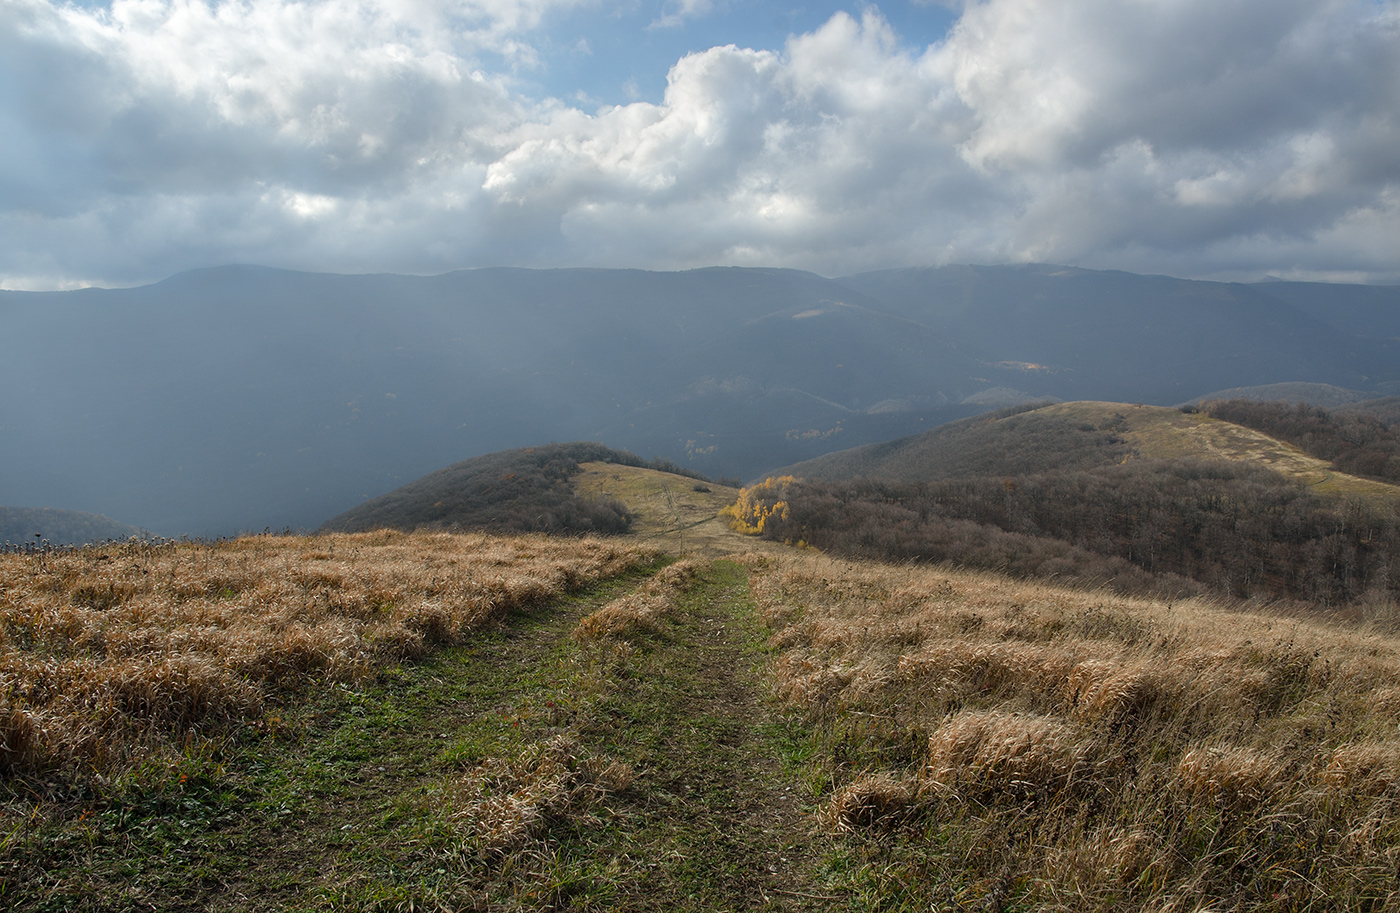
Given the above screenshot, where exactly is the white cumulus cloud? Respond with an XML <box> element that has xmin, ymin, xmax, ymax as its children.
<box><xmin>0</xmin><ymin>0</ymin><xmax>1396</xmax><ymax>287</ymax></box>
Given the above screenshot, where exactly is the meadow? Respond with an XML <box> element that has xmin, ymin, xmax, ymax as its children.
<box><xmin>745</xmin><ymin>551</ymin><xmax>1400</xmax><ymax>910</ymax></box>
<box><xmin>3</xmin><ymin>511</ymin><xmax>1399</xmax><ymax>910</ymax></box>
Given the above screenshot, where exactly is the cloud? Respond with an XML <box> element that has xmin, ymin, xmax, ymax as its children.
<box><xmin>650</xmin><ymin>0</ymin><xmax>714</xmax><ymax>30</ymax></box>
<box><xmin>0</xmin><ymin>0</ymin><xmax>1396</xmax><ymax>287</ymax></box>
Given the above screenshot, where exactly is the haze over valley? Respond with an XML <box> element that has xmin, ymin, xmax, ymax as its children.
<box><xmin>4</xmin><ymin>263</ymin><xmax>1397</xmax><ymax>537</ymax></box>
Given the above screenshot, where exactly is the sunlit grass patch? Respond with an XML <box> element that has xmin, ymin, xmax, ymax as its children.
<box><xmin>0</xmin><ymin>530</ymin><xmax>657</xmax><ymax>784</ymax></box>
<box><xmin>572</xmin><ymin>559</ymin><xmax>699</xmax><ymax>642</ymax></box>
<box><xmin>745</xmin><ymin>551</ymin><xmax>1400</xmax><ymax>910</ymax></box>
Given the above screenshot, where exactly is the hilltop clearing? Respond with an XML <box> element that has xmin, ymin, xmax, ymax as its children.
<box><xmin>755</xmin><ymin>403</ymin><xmax>1400</xmax><ymax>603</ymax></box>
<box><xmin>783</xmin><ymin>401</ymin><xmax>1400</xmax><ymax>503</ymax></box>
<box><xmin>1192</xmin><ymin>399</ymin><xmax>1400</xmax><ymax>489</ymax></box>
<box><xmin>1064</xmin><ymin>402</ymin><xmax>1400</xmax><ymax>502</ymax></box>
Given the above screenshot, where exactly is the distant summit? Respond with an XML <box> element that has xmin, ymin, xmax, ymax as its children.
<box><xmin>319</xmin><ymin>442</ymin><xmax>650</xmax><ymax>535</ymax></box>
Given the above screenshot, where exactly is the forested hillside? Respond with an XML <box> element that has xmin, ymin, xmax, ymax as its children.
<box><xmin>740</xmin><ymin>462</ymin><xmax>1399</xmax><ymax>604</ymax></box>
<box><xmin>750</xmin><ymin>401</ymin><xmax>1400</xmax><ymax>604</ymax></box>
<box><xmin>320</xmin><ymin>442</ymin><xmax>653</xmax><ymax>535</ymax></box>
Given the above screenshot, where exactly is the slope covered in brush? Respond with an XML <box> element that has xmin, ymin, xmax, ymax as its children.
<box><xmin>756</xmin><ymin>402</ymin><xmax>1400</xmax><ymax>603</ymax></box>
<box><xmin>318</xmin><ymin>442</ymin><xmax>650</xmax><ymax>535</ymax></box>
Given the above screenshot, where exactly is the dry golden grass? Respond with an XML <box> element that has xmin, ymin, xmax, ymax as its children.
<box><xmin>821</xmin><ymin>771</ymin><xmax>920</xmax><ymax>832</ymax></box>
<box><xmin>444</xmin><ymin>734</ymin><xmax>633</xmax><ymax>859</ymax></box>
<box><xmin>0</xmin><ymin>531</ymin><xmax>656</xmax><ymax>780</ymax></box>
<box><xmin>744</xmin><ymin>551</ymin><xmax>1400</xmax><ymax>909</ymax></box>
<box><xmin>572</xmin><ymin>559</ymin><xmax>699</xmax><ymax>642</ymax></box>
<box><xmin>925</xmin><ymin>709</ymin><xmax>1089</xmax><ymax>796</ymax></box>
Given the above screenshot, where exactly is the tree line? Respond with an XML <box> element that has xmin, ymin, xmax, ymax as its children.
<box><xmin>746</xmin><ymin>460</ymin><xmax>1400</xmax><ymax>605</ymax></box>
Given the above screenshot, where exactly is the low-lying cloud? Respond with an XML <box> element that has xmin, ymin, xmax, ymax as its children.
<box><xmin>2</xmin><ymin>0</ymin><xmax>1396</xmax><ymax>287</ymax></box>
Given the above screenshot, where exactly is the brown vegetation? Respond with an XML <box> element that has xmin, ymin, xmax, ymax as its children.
<box><xmin>573</xmin><ymin>559</ymin><xmax>699</xmax><ymax>641</ymax></box>
<box><xmin>1203</xmin><ymin>398</ymin><xmax>1400</xmax><ymax>484</ymax></box>
<box><xmin>745</xmin><ymin>551</ymin><xmax>1400</xmax><ymax>910</ymax></box>
<box><xmin>0</xmin><ymin>531</ymin><xmax>656</xmax><ymax>782</ymax></box>
<box><xmin>746</xmin><ymin>459</ymin><xmax>1400</xmax><ymax>603</ymax></box>
<box><xmin>444</xmin><ymin>734</ymin><xmax>634</xmax><ymax>859</ymax></box>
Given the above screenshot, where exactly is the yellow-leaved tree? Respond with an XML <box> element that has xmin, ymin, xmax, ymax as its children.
<box><xmin>721</xmin><ymin>475</ymin><xmax>797</xmax><ymax>535</ymax></box>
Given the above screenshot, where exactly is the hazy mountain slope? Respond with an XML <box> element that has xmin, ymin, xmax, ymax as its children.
<box><xmin>839</xmin><ymin>265</ymin><xmax>1391</xmax><ymax>402</ymax></box>
<box><xmin>0</xmin><ymin>507</ymin><xmax>142</xmax><ymax>547</ymax></box>
<box><xmin>1344</xmin><ymin>396</ymin><xmax>1400</xmax><ymax>425</ymax></box>
<box><xmin>1249</xmin><ymin>280</ymin><xmax>1400</xmax><ymax>343</ymax></box>
<box><xmin>3</xmin><ymin>266</ymin><xmax>1000</xmax><ymax>535</ymax></box>
<box><xmin>1185</xmin><ymin>382</ymin><xmax>1376</xmax><ymax>408</ymax></box>
<box><xmin>774</xmin><ymin>404</ymin><xmax>1135</xmax><ymax>482</ymax></box>
<box><xmin>4</xmin><ymin>263</ymin><xmax>1390</xmax><ymax>536</ymax></box>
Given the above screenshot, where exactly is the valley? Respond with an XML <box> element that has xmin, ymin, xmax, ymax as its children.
<box><xmin>4</xmin><ymin>264</ymin><xmax>1398</xmax><ymax>538</ymax></box>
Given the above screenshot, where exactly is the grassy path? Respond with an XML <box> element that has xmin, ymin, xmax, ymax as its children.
<box><xmin>13</xmin><ymin>560</ymin><xmax>840</xmax><ymax>912</ymax></box>
<box><xmin>564</xmin><ymin>561</ymin><xmax>836</xmax><ymax>912</ymax></box>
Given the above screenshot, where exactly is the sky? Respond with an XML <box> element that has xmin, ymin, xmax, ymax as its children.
<box><xmin>1</xmin><ymin>0</ymin><xmax>1397</xmax><ymax>289</ymax></box>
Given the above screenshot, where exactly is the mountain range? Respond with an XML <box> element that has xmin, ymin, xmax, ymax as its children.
<box><xmin>3</xmin><ymin>263</ymin><xmax>1396</xmax><ymax>536</ymax></box>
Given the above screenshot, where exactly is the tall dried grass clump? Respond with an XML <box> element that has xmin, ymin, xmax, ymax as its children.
<box><xmin>1173</xmin><ymin>747</ymin><xmax>1287</xmax><ymax>810</ymax></box>
<box><xmin>0</xmin><ymin>531</ymin><xmax>655</xmax><ymax>781</ymax></box>
<box><xmin>743</xmin><ymin>551</ymin><xmax>1400</xmax><ymax>911</ymax></box>
<box><xmin>445</xmin><ymin>735</ymin><xmax>633</xmax><ymax>858</ymax></box>
<box><xmin>925</xmin><ymin>710</ymin><xmax>1089</xmax><ymax>797</ymax></box>
<box><xmin>821</xmin><ymin>772</ymin><xmax>921</xmax><ymax>832</ymax></box>
<box><xmin>572</xmin><ymin>559</ymin><xmax>699</xmax><ymax>642</ymax></box>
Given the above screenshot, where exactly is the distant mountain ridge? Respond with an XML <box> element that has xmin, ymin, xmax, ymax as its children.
<box><xmin>0</xmin><ymin>507</ymin><xmax>142</xmax><ymax>547</ymax></box>
<box><xmin>3</xmin><ymin>263</ymin><xmax>1396</xmax><ymax>536</ymax></box>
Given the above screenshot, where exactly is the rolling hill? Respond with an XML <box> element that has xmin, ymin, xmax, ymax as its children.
<box><xmin>760</xmin><ymin>401</ymin><xmax>1400</xmax><ymax>603</ymax></box>
<box><xmin>781</xmin><ymin>400</ymin><xmax>1400</xmax><ymax>502</ymax></box>
<box><xmin>318</xmin><ymin>442</ymin><xmax>649</xmax><ymax>535</ymax></box>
